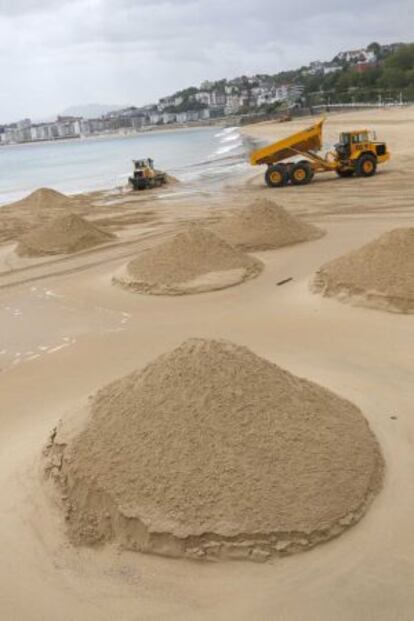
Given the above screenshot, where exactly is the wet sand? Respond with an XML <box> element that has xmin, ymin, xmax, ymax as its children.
<box><xmin>0</xmin><ymin>107</ymin><xmax>414</xmax><ymax>620</ymax></box>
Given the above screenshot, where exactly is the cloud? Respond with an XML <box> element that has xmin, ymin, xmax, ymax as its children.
<box><xmin>0</xmin><ymin>0</ymin><xmax>413</xmax><ymax>121</ymax></box>
<box><xmin>0</xmin><ymin>0</ymin><xmax>62</xmax><ymax>17</ymax></box>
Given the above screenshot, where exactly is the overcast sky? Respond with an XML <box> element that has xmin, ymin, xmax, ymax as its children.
<box><xmin>0</xmin><ymin>0</ymin><xmax>413</xmax><ymax>122</ymax></box>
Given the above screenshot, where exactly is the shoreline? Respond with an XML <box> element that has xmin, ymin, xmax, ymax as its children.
<box><xmin>0</xmin><ymin>119</ymin><xmax>232</xmax><ymax>150</ymax></box>
<box><xmin>3</xmin><ymin>104</ymin><xmax>411</xmax><ymax>151</ymax></box>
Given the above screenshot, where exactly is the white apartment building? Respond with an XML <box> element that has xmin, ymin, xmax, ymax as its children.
<box><xmin>288</xmin><ymin>84</ymin><xmax>304</xmax><ymax>102</ymax></box>
<box><xmin>16</xmin><ymin>118</ymin><xmax>31</xmax><ymax>130</ymax></box>
<box><xmin>225</xmin><ymin>95</ymin><xmax>243</xmax><ymax>115</ymax></box>
<box><xmin>210</xmin><ymin>91</ymin><xmax>226</xmax><ymax>108</ymax></box>
<box><xmin>162</xmin><ymin>112</ymin><xmax>176</xmax><ymax>124</ymax></box>
<box><xmin>158</xmin><ymin>97</ymin><xmax>174</xmax><ymax>111</ymax></box>
<box><xmin>149</xmin><ymin>112</ymin><xmax>162</xmax><ymax>124</ymax></box>
<box><xmin>336</xmin><ymin>48</ymin><xmax>376</xmax><ymax>63</ymax></box>
<box><xmin>195</xmin><ymin>91</ymin><xmax>211</xmax><ymax>105</ymax></box>
<box><xmin>275</xmin><ymin>84</ymin><xmax>289</xmax><ymax>100</ymax></box>
<box><xmin>323</xmin><ymin>64</ymin><xmax>342</xmax><ymax>75</ymax></box>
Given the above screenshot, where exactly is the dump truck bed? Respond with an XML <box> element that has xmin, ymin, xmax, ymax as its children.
<box><xmin>250</xmin><ymin>119</ymin><xmax>325</xmax><ymax>166</ymax></box>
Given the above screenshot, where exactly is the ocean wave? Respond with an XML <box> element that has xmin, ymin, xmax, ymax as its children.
<box><xmin>214</xmin><ymin>141</ymin><xmax>243</xmax><ymax>156</ymax></box>
<box><xmin>221</xmin><ymin>132</ymin><xmax>241</xmax><ymax>143</ymax></box>
<box><xmin>214</xmin><ymin>126</ymin><xmax>239</xmax><ymax>138</ymax></box>
<box><xmin>179</xmin><ymin>159</ymin><xmax>250</xmax><ymax>184</ymax></box>
<box><xmin>169</xmin><ymin>127</ymin><xmax>248</xmax><ymax>185</ymax></box>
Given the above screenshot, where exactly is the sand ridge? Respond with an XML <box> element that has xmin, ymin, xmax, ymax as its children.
<box><xmin>44</xmin><ymin>338</ymin><xmax>383</xmax><ymax>562</ymax></box>
<box><xmin>312</xmin><ymin>227</ymin><xmax>414</xmax><ymax>313</ymax></box>
<box><xmin>210</xmin><ymin>198</ymin><xmax>324</xmax><ymax>251</ymax></box>
<box><xmin>16</xmin><ymin>212</ymin><xmax>116</xmax><ymax>257</ymax></box>
<box><xmin>112</xmin><ymin>224</ymin><xmax>263</xmax><ymax>295</ymax></box>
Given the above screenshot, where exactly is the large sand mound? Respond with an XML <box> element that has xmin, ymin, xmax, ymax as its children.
<box><xmin>312</xmin><ymin>228</ymin><xmax>414</xmax><ymax>313</ymax></box>
<box><xmin>16</xmin><ymin>213</ymin><xmax>115</xmax><ymax>257</ymax></box>
<box><xmin>44</xmin><ymin>338</ymin><xmax>383</xmax><ymax>562</ymax></box>
<box><xmin>113</xmin><ymin>225</ymin><xmax>263</xmax><ymax>295</ymax></box>
<box><xmin>210</xmin><ymin>199</ymin><xmax>324</xmax><ymax>251</ymax></box>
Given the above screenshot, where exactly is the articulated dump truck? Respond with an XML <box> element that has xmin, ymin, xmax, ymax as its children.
<box><xmin>250</xmin><ymin>118</ymin><xmax>390</xmax><ymax>188</ymax></box>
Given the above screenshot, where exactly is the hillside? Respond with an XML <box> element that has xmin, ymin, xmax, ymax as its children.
<box><xmin>1</xmin><ymin>40</ymin><xmax>413</xmax><ymax>144</ymax></box>
<box><xmin>160</xmin><ymin>41</ymin><xmax>414</xmax><ymax>117</ymax></box>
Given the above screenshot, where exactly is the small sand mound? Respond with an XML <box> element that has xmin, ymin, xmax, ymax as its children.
<box><xmin>12</xmin><ymin>187</ymin><xmax>73</xmax><ymax>210</ymax></box>
<box><xmin>0</xmin><ymin>188</ymin><xmax>84</xmax><ymax>244</ymax></box>
<box><xmin>312</xmin><ymin>228</ymin><xmax>414</xmax><ymax>313</ymax></box>
<box><xmin>16</xmin><ymin>213</ymin><xmax>115</xmax><ymax>257</ymax></box>
<box><xmin>44</xmin><ymin>338</ymin><xmax>383</xmax><ymax>562</ymax></box>
<box><xmin>113</xmin><ymin>225</ymin><xmax>263</xmax><ymax>295</ymax></box>
<box><xmin>210</xmin><ymin>199</ymin><xmax>324</xmax><ymax>251</ymax></box>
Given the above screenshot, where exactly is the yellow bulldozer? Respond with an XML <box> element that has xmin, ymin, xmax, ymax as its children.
<box><xmin>129</xmin><ymin>158</ymin><xmax>167</xmax><ymax>191</ymax></box>
<box><xmin>250</xmin><ymin>118</ymin><xmax>390</xmax><ymax>187</ymax></box>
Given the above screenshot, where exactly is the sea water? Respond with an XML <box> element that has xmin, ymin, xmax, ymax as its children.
<box><xmin>0</xmin><ymin>126</ymin><xmax>252</xmax><ymax>205</ymax></box>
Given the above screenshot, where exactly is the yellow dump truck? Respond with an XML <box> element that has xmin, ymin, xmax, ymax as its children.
<box><xmin>250</xmin><ymin>118</ymin><xmax>390</xmax><ymax>187</ymax></box>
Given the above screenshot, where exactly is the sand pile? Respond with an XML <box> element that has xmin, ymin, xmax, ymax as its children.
<box><xmin>312</xmin><ymin>228</ymin><xmax>414</xmax><ymax>313</ymax></box>
<box><xmin>44</xmin><ymin>338</ymin><xmax>383</xmax><ymax>562</ymax></box>
<box><xmin>113</xmin><ymin>225</ymin><xmax>263</xmax><ymax>295</ymax></box>
<box><xmin>12</xmin><ymin>187</ymin><xmax>74</xmax><ymax>210</ymax></box>
<box><xmin>0</xmin><ymin>188</ymin><xmax>78</xmax><ymax>244</ymax></box>
<box><xmin>16</xmin><ymin>213</ymin><xmax>115</xmax><ymax>257</ymax></box>
<box><xmin>210</xmin><ymin>199</ymin><xmax>324</xmax><ymax>251</ymax></box>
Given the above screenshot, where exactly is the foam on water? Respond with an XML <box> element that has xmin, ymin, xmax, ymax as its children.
<box><xmin>169</xmin><ymin>125</ymin><xmax>252</xmax><ymax>186</ymax></box>
<box><xmin>215</xmin><ymin>141</ymin><xmax>243</xmax><ymax>156</ymax></box>
<box><xmin>221</xmin><ymin>132</ymin><xmax>241</xmax><ymax>143</ymax></box>
<box><xmin>214</xmin><ymin>126</ymin><xmax>239</xmax><ymax>138</ymax></box>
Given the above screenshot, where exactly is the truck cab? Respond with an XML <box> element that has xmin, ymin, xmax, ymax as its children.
<box><xmin>133</xmin><ymin>159</ymin><xmax>155</xmax><ymax>178</ymax></box>
<box><xmin>336</xmin><ymin>130</ymin><xmax>387</xmax><ymax>161</ymax></box>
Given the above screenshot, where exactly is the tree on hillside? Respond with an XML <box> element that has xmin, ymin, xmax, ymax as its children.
<box><xmin>173</xmin><ymin>87</ymin><xmax>198</xmax><ymax>99</ymax></box>
<box><xmin>384</xmin><ymin>43</ymin><xmax>414</xmax><ymax>71</ymax></box>
<box><xmin>367</xmin><ymin>42</ymin><xmax>381</xmax><ymax>58</ymax></box>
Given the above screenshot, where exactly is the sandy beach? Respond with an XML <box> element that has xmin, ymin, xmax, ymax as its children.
<box><xmin>1</xmin><ymin>107</ymin><xmax>414</xmax><ymax>620</ymax></box>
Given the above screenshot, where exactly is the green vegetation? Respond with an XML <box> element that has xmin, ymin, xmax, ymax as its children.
<box><xmin>254</xmin><ymin>101</ymin><xmax>284</xmax><ymax>115</ymax></box>
<box><xmin>160</xmin><ymin>41</ymin><xmax>414</xmax><ymax>118</ymax></box>
<box><xmin>302</xmin><ymin>43</ymin><xmax>414</xmax><ymax>104</ymax></box>
<box><xmin>164</xmin><ymin>100</ymin><xmax>207</xmax><ymax>114</ymax></box>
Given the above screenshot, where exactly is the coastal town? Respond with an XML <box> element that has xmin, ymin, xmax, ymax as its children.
<box><xmin>0</xmin><ymin>41</ymin><xmax>407</xmax><ymax>146</ymax></box>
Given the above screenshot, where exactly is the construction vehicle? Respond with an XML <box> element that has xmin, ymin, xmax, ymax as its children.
<box><xmin>250</xmin><ymin>118</ymin><xmax>390</xmax><ymax>188</ymax></box>
<box><xmin>129</xmin><ymin>159</ymin><xmax>167</xmax><ymax>190</ymax></box>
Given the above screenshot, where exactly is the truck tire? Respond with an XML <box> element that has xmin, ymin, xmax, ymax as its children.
<box><xmin>356</xmin><ymin>154</ymin><xmax>377</xmax><ymax>177</ymax></box>
<box><xmin>298</xmin><ymin>159</ymin><xmax>314</xmax><ymax>179</ymax></box>
<box><xmin>265</xmin><ymin>164</ymin><xmax>288</xmax><ymax>188</ymax></box>
<box><xmin>290</xmin><ymin>161</ymin><xmax>313</xmax><ymax>185</ymax></box>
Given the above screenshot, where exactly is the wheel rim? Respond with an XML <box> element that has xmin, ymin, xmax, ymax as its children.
<box><xmin>270</xmin><ymin>171</ymin><xmax>282</xmax><ymax>184</ymax></box>
<box><xmin>363</xmin><ymin>160</ymin><xmax>374</xmax><ymax>174</ymax></box>
<box><xmin>294</xmin><ymin>168</ymin><xmax>306</xmax><ymax>181</ymax></box>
